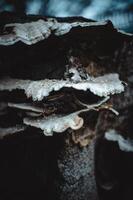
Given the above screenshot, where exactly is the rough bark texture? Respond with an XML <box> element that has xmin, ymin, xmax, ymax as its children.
<box><xmin>54</xmin><ymin>138</ymin><xmax>98</xmax><ymax>200</ymax></box>
<box><xmin>0</xmin><ymin>11</ymin><xmax>133</xmax><ymax>200</ymax></box>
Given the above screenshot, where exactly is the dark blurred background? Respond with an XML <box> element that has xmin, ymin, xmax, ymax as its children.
<box><xmin>0</xmin><ymin>0</ymin><xmax>133</xmax><ymax>32</ymax></box>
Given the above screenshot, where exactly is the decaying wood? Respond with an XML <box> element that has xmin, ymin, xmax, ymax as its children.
<box><xmin>0</xmin><ymin>11</ymin><xmax>133</xmax><ymax>200</ymax></box>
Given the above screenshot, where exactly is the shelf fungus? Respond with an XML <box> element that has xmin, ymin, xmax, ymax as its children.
<box><xmin>0</xmin><ymin>19</ymin><xmax>107</xmax><ymax>46</ymax></box>
<box><xmin>0</xmin><ymin>125</ymin><xmax>26</xmax><ymax>139</ymax></box>
<box><xmin>105</xmin><ymin>129</ymin><xmax>133</xmax><ymax>152</ymax></box>
<box><xmin>0</xmin><ymin>75</ymin><xmax>123</xmax><ymax>137</ymax></box>
<box><xmin>0</xmin><ymin>12</ymin><xmax>132</xmax><ymax>200</ymax></box>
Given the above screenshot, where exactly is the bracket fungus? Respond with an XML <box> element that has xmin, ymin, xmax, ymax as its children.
<box><xmin>105</xmin><ymin>129</ymin><xmax>133</xmax><ymax>152</ymax></box>
<box><xmin>0</xmin><ymin>11</ymin><xmax>132</xmax><ymax>200</ymax></box>
<box><xmin>0</xmin><ymin>19</ymin><xmax>107</xmax><ymax>46</ymax></box>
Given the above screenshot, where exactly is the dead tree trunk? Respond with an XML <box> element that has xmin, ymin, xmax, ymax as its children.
<box><xmin>0</xmin><ymin>11</ymin><xmax>133</xmax><ymax>200</ymax></box>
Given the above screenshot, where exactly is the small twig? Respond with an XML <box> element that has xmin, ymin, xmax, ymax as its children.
<box><xmin>74</xmin><ymin>96</ymin><xmax>118</xmax><ymax>115</ymax></box>
<box><xmin>75</xmin><ymin>96</ymin><xmax>109</xmax><ymax>109</ymax></box>
<box><xmin>8</xmin><ymin>102</ymin><xmax>44</xmax><ymax>113</ymax></box>
<box><xmin>92</xmin><ymin>106</ymin><xmax>119</xmax><ymax>115</ymax></box>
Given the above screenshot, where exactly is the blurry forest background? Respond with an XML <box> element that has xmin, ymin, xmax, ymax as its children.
<box><xmin>0</xmin><ymin>0</ymin><xmax>133</xmax><ymax>32</ymax></box>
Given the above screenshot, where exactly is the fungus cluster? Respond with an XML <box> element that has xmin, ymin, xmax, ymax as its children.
<box><xmin>0</xmin><ymin>12</ymin><xmax>132</xmax><ymax>200</ymax></box>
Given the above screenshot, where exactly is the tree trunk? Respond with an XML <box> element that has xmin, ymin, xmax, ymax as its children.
<box><xmin>0</xmin><ymin>11</ymin><xmax>132</xmax><ymax>200</ymax></box>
